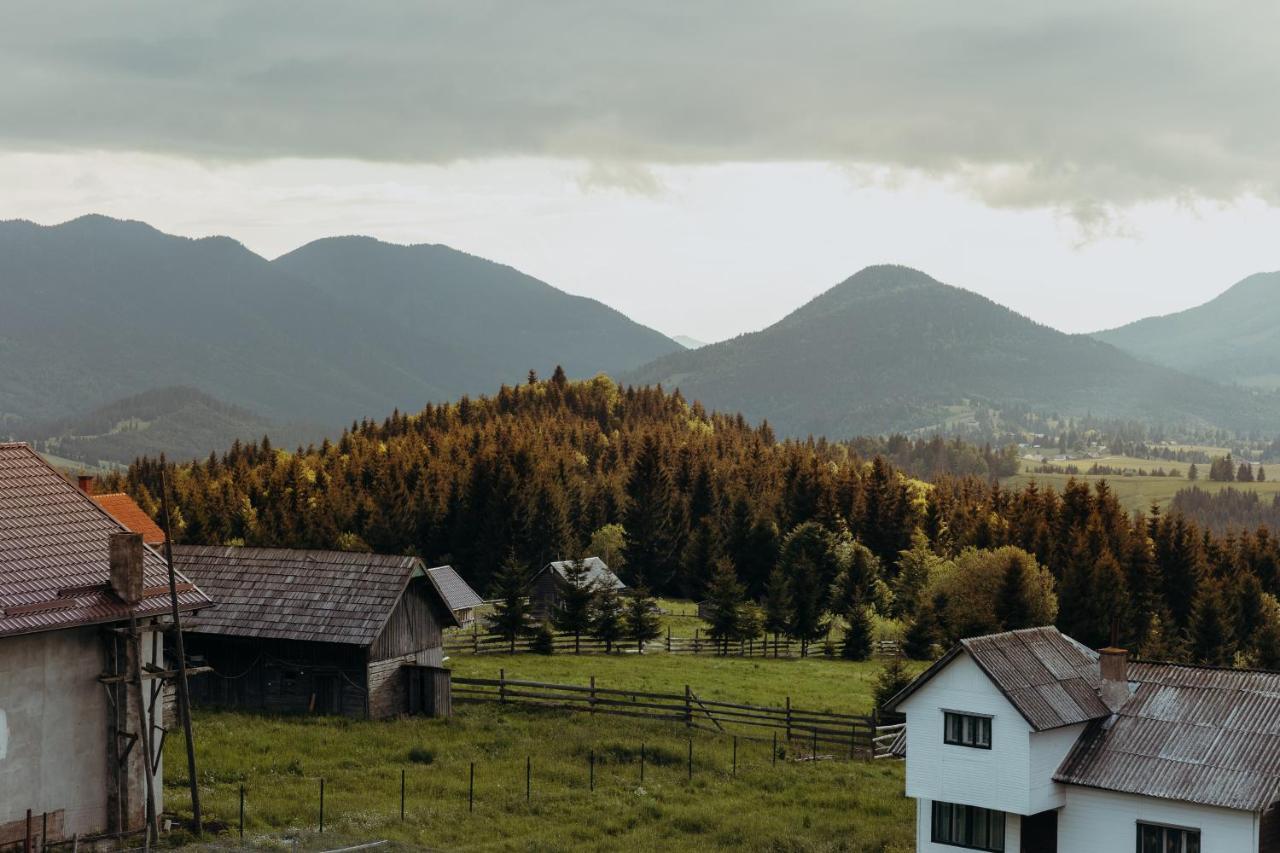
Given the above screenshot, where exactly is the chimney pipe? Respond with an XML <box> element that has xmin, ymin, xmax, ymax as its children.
<box><xmin>1099</xmin><ymin>647</ymin><xmax>1129</xmax><ymax>711</ymax></box>
<box><xmin>109</xmin><ymin>532</ymin><xmax>144</xmax><ymax>605</ymax></box>
<box><xmin>77</xmin><ymin>474</ymin><xmax>94</xmax><ymax>494</ymax></box>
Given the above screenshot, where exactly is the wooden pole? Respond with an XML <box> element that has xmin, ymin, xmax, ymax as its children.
<box><xmin>400</xmin><ymin>769</ymin><xmax>405</xmax><ymax>820</ymax></box>
<box><xmin>640</xmin><ymin>743</ymin><xmax>645</xmax><ymax>784</ymax></box>
<box><xmin>23</xmin><ymin>809</ymin><xmax>31</xmax><ymax>853</ymax></box>
<box><xmin>160</xmin><ymin>472</ymin><xmax>203</xmax><ymax>835</ymax></box>
<box><xmin>499</xmin><ymin>669</ymin><xmax>506</xmax><ymax>704</ymax></box>
<box><xmin>785</xmin><ymin>696</ymin><xmax>792</xmax><ymax>741</ymax></box>
<box><xmin>684</xmin><ymin>685</ymin><xmax>692</xmax><ymax>727</ymax></box>
<box><xmin>239</xmin><ymin>785</ymin><xmax>244</xmax><ymax>842</ymax></box>
<box><xmin>589</xmin><ymin>749</ymin><xmax>595</xmax><ymax>792</ymax></box>
<box><xmin>130</xmin><ymin>614</ymin><xmax>160</xmax><ymax>848</ymax></box>
<box><xmin>526</xmin><ymin>756</ymin><xmax>531</xmax><ymax>802</ymax></box>
<box><xmin>319</xmin><ymin>778</ymin><xmax>325</xmax><ymax>833</ymax></box>
<box><xmin>687</xmin><ymin>739</ymin><xmax>693</xmax><ymax>781</ymax></box>
<box><xmin>732</xmin><ymin>737</ymin><xmax>737</xmax><ymax>776</ymax></box>
<box><xmin>589</xmin><ymin>676</ymin><xmax>596</xmax><ymax>714</ymax></box>
<box><xmin>772</xmin><ymin>732</ymin><xmax>777</xmax><ymax>766</ymax></box>
<box><xmin>469</xmin><ymin>763</ymin><xmax>475</xmax><ymax>813</ymax></box>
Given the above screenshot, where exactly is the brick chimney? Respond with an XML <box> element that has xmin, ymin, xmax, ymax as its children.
<box><xmin>109</xmin><ymin>532</ymin><xmax>144</xmax><ymax>605</ymax></box>
<box><xmin>77</xmin><ymin>474</ymin><xmax>94</xmax><ymax>494</ymax></box>
<box><xmin>1099</xmin><ymin>647</ymin><xmax>1130</xmax><ymax>712</ymax></box>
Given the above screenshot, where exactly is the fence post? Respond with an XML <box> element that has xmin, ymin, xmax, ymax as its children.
<box><xmin>401</xmin><ymin>768</ymin><xmax>406</xmax><ymax>820</ymax></box>
<box><xmin>473</xmin><ymin>622</ymin><xmax>479</xmax><ymax>654</ymax></box>
<box><xmin>469</xmin><ymin>763</ymin><xmax>475</xmax><ymax>813</ymax></box>
<box><xmin>25</xmin><ymin>809</ymin><xmax>31</xmax><ymax>853</ymax></box>
<box><xmin>733</xmin><ymin>736</ymin><xmax>738</xmax><ymax>776</ymax></box>
<box><xmin>499</xmin><ymin>668</ymin><xmax>506</xmax><ymax>704</ymax></box>
<box><xmin>694</xmin><ymin>628</ymin><xmax>701</xmax><ymax>654</ymax></box>
<box><xmin>684</xmin><ymin>685</ymin><xmax>693</xmax><ymax>727</ymax></box>
<box><xmin>590</xmin><ymin>675</ymin><xmax>596</xmax><ymax>714</ymax></box>
<box><xmin>772</xmin><ymin>732</ymin><xmax>777</xmax><ymax>766</ymax></box>
<box><xmin>526</xmin><ymin>756</ymin><xmax>531</xmax><ymax>802</ymax></box>
<box><xmin>850</xmin><ymin>723</ymin><xmax>857</xmax><ymax>760</ymax></box>
<box><xmin>640</xmin><ymin>743</ymin><xmax>646</xmax><ymax>783</ymax></box>
<box><xmin>590</xmin><ymin>749</ymin><xmax>595</xmax><ymax>792</ymax></box>
<box><xmin>785</xmin><ymin>696</ymin><xmax>792</xmax><ymax>741</ymax></box>
<box><xmin>239</xmin><ymin>785</ymin><xmax>244</xmax><ymax>842</ymax></box>
<box><xmin>812</xmin><ymin>729</ymin><xmax>817</xmax><ymax>761</ymax></box>
<box><xmin>319</xmin><ymin>778</ymin><xmax>325</xmax><ymax>834</ymax></box>
<box><xmin>666</xmin><ymin>626</ymin><xmax>671</xmax><ymax>653</ymax></box>
<box><xmin>687</xmin><ymin>738</ymin><xmax>693</xmax><ymax>781</ymax></box>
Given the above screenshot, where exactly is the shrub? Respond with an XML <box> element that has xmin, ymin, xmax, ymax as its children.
<box><xmin>408</xmin><ymin>746</ymin><xmax>435</xmax><ymax>765</ymax></box>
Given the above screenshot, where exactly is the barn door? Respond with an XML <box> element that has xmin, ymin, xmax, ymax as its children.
<box><xmin>1021</xmin><ymin>810</ymin><xmax>1057</xmax><ymax>853</ymax></box>
<box><xmin>312</xmin><ymin>674</ymin><xmax>339</xmax><ymax>715</ymax></box>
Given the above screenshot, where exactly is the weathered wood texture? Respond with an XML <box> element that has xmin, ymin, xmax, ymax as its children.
<box><xmin>406</xmin><ymin>665</ymin><xmax>453</xmax><ymax>718</ymax></box>
<box><xmin>369</xmin><ymin>578</ymin><xmax>449</xmax><ymax>662</ymax></box>
<box><xmin>186</xmin><ymin>635</ymin><xmax>367</xmax><ymax>717</ymax></box>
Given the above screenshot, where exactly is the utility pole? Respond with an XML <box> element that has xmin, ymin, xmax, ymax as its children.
<box><xmin>161</xmin><ymin>471</ymin><xmax>202</xmax><ymax>835</ymax></box>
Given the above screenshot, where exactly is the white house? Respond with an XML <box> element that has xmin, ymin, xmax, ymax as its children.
<box><xmin>885</xmin><ymin>625</ymin><xmax>1280</xmax><ymax>853</ymax></box>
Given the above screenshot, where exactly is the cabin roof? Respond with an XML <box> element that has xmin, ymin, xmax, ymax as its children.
<box><xmin>0</xmin><ymin>442</ymin><xmax>211</xmax><ymax>638</ymax></box>
<box><xmin>92</xmin><ymin>492</ymin><xmax>167</xmax><ymax>545</ymax></box>
<box><xmin>425</xmin><ymin>565</ymin><xmax>484</xmax><ymax>612</ymax></box>
<box><xmin>1055</xmin><ymin>660</ymin><xmax>1280</xmax><ymax>812</ymax></box>
<box><xmin>538</xmin><ymin>557</ymin><xmax>626</xmax><ymax>591</ymax></box>
<box><xmin>172</xmin><ymin>544</ymin><xmax>454</xmax><ymax>645</ymax></box>
<box><xmin>885</xmin><ymin>626</ymin><xmax>1111</xmax><ymax>731</ymax></box>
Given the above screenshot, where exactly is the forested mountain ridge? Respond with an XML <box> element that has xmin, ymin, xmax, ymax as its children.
<box><xmin>623</xmin><ymin>265</ymin><xmax>1280</xmax><ymax>438</ymax></box>
<box><xmin>105</xmin><ymin>374</ymin><xmax>1280</xmax><ymax>669</ymax></box>
<box><xmin>0</xmin><ymin>215</ymin><xmax>679</xmax><ymax>433</ymax></box>
<box><xmin>1095</xmin><ymin>271</ymin><xmax>1280</xmax><ymax>390</ymax></box>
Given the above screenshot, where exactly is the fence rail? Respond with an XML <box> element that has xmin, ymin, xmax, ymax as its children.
<box><xmin>452</xmin><ymin>672</ymin><xmax>879</xmax><ymax>755</ymax></box>
<box><xmin>445</xmin><ymin>629</ymin><xmax>901</xmax><ymax>659</ymax></box>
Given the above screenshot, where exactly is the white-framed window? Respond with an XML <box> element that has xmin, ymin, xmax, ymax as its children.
<box><xmin>943</xmin><ymin>711</ymin><xmax>992</xmax><ymax>749</ymax></box>
<box><xmin>1137</xmin><ymin>822</ymin><xmax>1200</xmax><ymax>853</ymax></box>
<box><xmin>931</xmin><ymin>801</ymin><xmax>1006</xmax><ymax>852</ymax></box>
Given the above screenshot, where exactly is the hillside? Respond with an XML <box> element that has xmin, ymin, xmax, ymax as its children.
<box><xmin>21</xmin><ymin>386</ymin><xmax>301</xmax><ymax>468</ymax></box>
<box><xmin>1094</xmin><ymin>271</ymin><xmax>1280</xmax><ymax>389</ymax></box>
<box><xmin>623</xmin><ymin>265</ymin><xmax>1280</xmax><ymax>438</ymax></box>
<box><xmin>0</xmin><ymin>215</ymin><xmax>679</xmax><ymax>433</ymax></box>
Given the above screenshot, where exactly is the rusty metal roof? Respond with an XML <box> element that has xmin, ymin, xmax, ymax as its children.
<box><xmin>0</xmin><ymin>442</ymin><xmax>211</xmax><ymax>637</ymax></box>
<box><xmin>884</xmin><ymin>626</ymin><xmax>1110</xmax><ymax>731</ymax></box>
<box><xmin>172</xmin><ymin>544</ymin><xmax>456</xmax><ymax>646</ymax></box>
<box><xmin>425</xmin><ymin>565</ymin><xmax>484</xmax><ymax>613</ymax></box>
<box><xmin>1055</xmin><ymin>660</ymin><xmax>1280</xmax><ymax>811</ymax></box>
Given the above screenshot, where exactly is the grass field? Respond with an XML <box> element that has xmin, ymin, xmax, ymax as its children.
<box><xmin>170</xmin><ymin>655</ymin><xmax>915</xmax><ymax>851</ymax></box>
<box><xmin>1005</xmin><ymin>454</ymin><xmax>1280</xmax><ymax>513</ymax></box>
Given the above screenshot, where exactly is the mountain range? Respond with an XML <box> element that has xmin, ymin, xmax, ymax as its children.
<box><xmin>1094</xmin><ymin>271</ymin><xmax>1280</xmax><ymax>390</ymax></box>
<box><xmin>623</xmin><ymin>265</ymin><xmax>1280</xmax><ymax>438</ymax></box>
<box><xmin>0</xmin><ymin>215</ymin><xmax>679</xmax><ymax>439</ymax></box>
<box><xmin>3</xmin><ymin>215</ymin><xmax>1279</xmax><ymax>462</ymax></box>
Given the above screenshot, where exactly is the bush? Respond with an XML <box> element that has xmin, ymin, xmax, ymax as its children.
<box><xmin>408</xmin><ymin>746</ymin><xmax>435</xmax><ymax>765</ymax></box>
<box><xmin>532</xmin><ymin>621</ymin><xmax>556</xmax><ymax>654</ymax></box>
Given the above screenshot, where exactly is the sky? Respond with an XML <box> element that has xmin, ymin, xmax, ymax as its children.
<box><xmin>3</xmin><ymin>2</ymin><xmax>1279</xmax><ymax>343</ymax></box>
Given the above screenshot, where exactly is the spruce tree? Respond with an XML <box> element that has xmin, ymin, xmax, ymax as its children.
<box><xmin>841</xmin><ymin>602</ymin><xmax>874</xmax><ymax>660</ymax></box>
<box><xmin>785</xmin><ymin>556</ymin><xmax>829</xmax><ymax>656</ymax></box>
<box><xmin>552</xmin><ymin>557</ymin><xmax>597</xmax><ymax>653</ymax></box>
<box><xmin>622</xmin><ymin>436</ymin><xmax>679</xmax><ymax>589</ymax></box>
<box><xmin>1259</xmin><ymin>465</ymin><xmax>1267</xmax><ymax>483</ymax></box>
<box><xmin>591</xmin><ymin>585</ymin><xmax>625</xmax><ymax>653</ymax></box>
<box><xmin>903</xmin><ymin>602</ymin><xmax>941</xmax><ymax>660</ymax></box>
<box><xmin>873</xmin><ymin>657</ymin><xmax>914</xmax><ymax>711</ymax></box>
<box><xmin>487</xmin><ymin>552</ymin><xmax>533</xmax><ymax>652</ymax></box>
<box><xmin>623</xmin><ymin>586</ymin><xmax>663</xmax><ymax>653</ymax></box>
<box><xmin>761</xmin><ymin>565</ymin><xmax>792</xmax><ymax>656</ymax></box>
<box><xmin>994</xmin><ymin>550</ymin><xmax>1034</xmax><ymax>631</ymax></box>
<box><xmin>1190</xmin><ymin>583</ymin><xmax>1234</xmax><ymax>666</ymax></box>
<box><xmin>703</xmin><ymin>558</ymin><xmax>746</xmax><ymax>654</ymax></box>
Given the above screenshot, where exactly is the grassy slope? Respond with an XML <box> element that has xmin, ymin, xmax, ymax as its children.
<box><xmin>173</xmin><ymin>656</ymin><xmax>916</xmax><ymax>852</ymax></box>
<box><xmin>1004</xmin><ymin>455</ymin><xmax>1280</xmax><ymax>513</ymax></box>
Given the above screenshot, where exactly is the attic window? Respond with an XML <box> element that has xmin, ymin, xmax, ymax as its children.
<box><xmin>944</xmin><ymin>711</ymin><xmax>992</xmax><ymax>749</ymax></box>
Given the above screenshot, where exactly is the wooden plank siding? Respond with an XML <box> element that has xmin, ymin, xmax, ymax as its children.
<box><xmin>186</xmin><ymin>635</ymin><xmax>368</xmax><ymax>717</ymax></box>
<box><xmin>368</xmin><ymin>577</ymin><xmax>450</xmax><ymax>663</ymax></box>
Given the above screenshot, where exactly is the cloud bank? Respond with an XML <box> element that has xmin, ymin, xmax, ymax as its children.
<box><xmin>4</xmin><ymin>2</ymin><xmax>1279</xmax><ymax>214</ymax></box>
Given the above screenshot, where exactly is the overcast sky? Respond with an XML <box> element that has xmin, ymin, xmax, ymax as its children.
<box><xmin>3</xmin><ymin>2</ymin><xmax>1278</xmax><ymax>342</ymax></box>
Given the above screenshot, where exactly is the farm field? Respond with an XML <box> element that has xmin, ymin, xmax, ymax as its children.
<box><xmin>170</xmin><ymin>654</ymin><xmax>915</xmax><ymax>852</ymax></box>
<box><xmin>1005</xmin><ymin>454</ymin><xmax>1280</xmax><ymax>513</ymax></box>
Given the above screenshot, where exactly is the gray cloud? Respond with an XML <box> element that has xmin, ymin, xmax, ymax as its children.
<box><xmin>4</xmin><ymin>1</ymin><xmax>1279</xmax><ymax>212</ymax></box>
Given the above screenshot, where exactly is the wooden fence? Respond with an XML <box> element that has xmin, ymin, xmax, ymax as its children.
<box><xmin>452</xmin><ymin>672</ymin><xmax>880</xmax><ymax>756</ymax></box>
<box><xmin>444</xmin><ymin>628</ymin><xmax>901</xmax><ymax>659</ymax></box>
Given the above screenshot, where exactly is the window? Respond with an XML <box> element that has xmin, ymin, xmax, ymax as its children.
<box><xmin>944</xmin><ymin>711</ymin><xmax>992</xmax><ymax>748</ymax></box>
<box><xmin>931</xmin><ymin>802</ymin><xmax>1006</xmax><ymax>852</ymax></box>
<box><xmin>1137</xmin><ymin>823</ymin><xmax>1200</xmax><ymax>853</ymax></box>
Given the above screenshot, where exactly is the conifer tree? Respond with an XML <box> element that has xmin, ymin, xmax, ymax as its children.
<box><xmin>623</xmin><ymin>586</ymin><xmax>663</xmax><ymax>653</ymax></box>
<box><xmin>903</xmin><ymin>601</ymin><xmax>941</xmax><ymax>660</ymax></box>
<box><xmin>1239</xmin><ymin>462</ymin><xmax>1255</xmax><ymax>483</ymax></box>
<box><xmin>703</xmin><ymin>558</ymin><xmax>747</xmax><ymax>654</ymax></box>
<box><xmin>552</xmin><ymin>557</ymin><xmax>597</xmax><ymax>653</ymax></box>
<box><xmin>994</xmin><ymin>550</ymin><xmax>1034</xmax><ymax>631</ymax></box>
<box><xmin>873</xmin><ymin>657</ymin><xmax>914</xmax><ymax>711</ymax></box>
<box><xmin>488</xmin><ymin>552</ymin><xmax>533</xmax><ymax>652</ymax></box>
<box><xmin>622</xmin><ymin>437</ymin><xmax>679</xmax><ymax>588</ymax></box>
<box><xmin>785</xmin><ymin>556</ymin><xmax>829</xmax><ymax>657</ymax></box>
<box><xmin>761</xmin><ymin>566</ymin><xmax>792</xmax><ymax>656</ymax></box>
<box><xmin>1188</xmin><ymin>463</ymin><xmax>1199</xmax><ymax>481</ymax></box>
<box><xmin>591</xmin><ymin>585</ymin><xmax>625</xmax><ymax>653</ymax></box>
<box><xmin>1190</xmin><ymin>583</ymin><xmax>1234</xmax><ymax>666</ymax></box>
<box><xmin>1259</xmin><ymin>465</ymin><xmax>1267</xmax><ymax>483</ymax></box>
<box><xmin>841</xmin><ymin>602</ymin><xmax>874</xmax><ymax>660</ymax></box>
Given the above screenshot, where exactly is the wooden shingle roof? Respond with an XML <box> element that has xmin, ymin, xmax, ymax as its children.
<box><xmin>172</xmin><ymin>544</ymin><xmax>443</xmax><ymax>646</ymax></box>
<box><xmin>0</xmin><ymin>442</ymin><xmax>211</xmax><ymax>637</ymax></box>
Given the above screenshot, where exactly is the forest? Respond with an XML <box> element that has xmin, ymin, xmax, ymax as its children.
<box><xmin>104</xmin><ymin>371</ymin><xmax>1280</xmax><ymax>669</ymax></box>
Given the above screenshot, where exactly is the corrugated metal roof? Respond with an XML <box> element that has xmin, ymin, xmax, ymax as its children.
<box><xmin>91</xmin><ymin>492</ymin><xmax>167</xmax><ymax>545</ymax></box>
<box><xmin>542</xmin><ymin>557</ymin><xmax>626</xmax><ymax>591</ymax></box>
<box><xmin>425</xmin><ymin>565</ymin><xmax>484</xmax><ymax>613</ymax></box>
<box><xmin>0</xmin><ymin>442</ymin><xmax>211</xmax><ymax>637</ymax></box>
<box><xmin>1055</xmin><ymin>660</ymin><xmax>1280</xmax><ymax>811</ymax></box>
<box><xmin>173</xmin><ymin>544</ymin><xmax>453</xmax><ymax>646</ymax></box>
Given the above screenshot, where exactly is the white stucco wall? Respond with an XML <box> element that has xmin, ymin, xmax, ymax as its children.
<box><xmin>0</xmin><ymin>624</ymin><xmax>164</xmax><ymax>839</ymax></box>
<box><xmin>1058</xmin><ymin>786</ymin><xmax>1258</xmax><ymax>853</ymax></box>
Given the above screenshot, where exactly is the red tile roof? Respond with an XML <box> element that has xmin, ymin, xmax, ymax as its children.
<box><xmin>92</xmin><ymin>493</ymin><xmax>167</xmax><ymax>545</ymax></box>
<box><xmin>0</xmin><ymin>443</ymin><xmax>212</xmax><ymax>637</ymax></box>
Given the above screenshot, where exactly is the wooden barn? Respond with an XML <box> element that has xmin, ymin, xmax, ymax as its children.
<box><xmin>0</xmin><ymin>443</ymin><xmax>212</xmax><ymax>848</ymax></box>
<box><xmin>425</xmin><ymin>564</ymin><xmax>484</xmax><ymax>627</ymax></box>
<box><xmin>172</xmin><ymin>545</ymin><xmax>457</xmax><ymax>719</ymax></box>
<box><xmin>528</xmin><ymin>557</ymin><xmax>626</xmax><ymax>621</ymax></box>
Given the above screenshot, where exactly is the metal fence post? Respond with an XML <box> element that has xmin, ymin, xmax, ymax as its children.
<box><xmin>319</xmin><ymin>778</ymin><xmax>325</xmax><ymax>834</ymax></box>
<box><xmin>239</xmin><ymin>785</ymin><xmax>244</xmax><ymax>842</ymax></box>
<box><xmin>469</xmin><ymin>763</ymin><xmax>475</xmax><ymax>813</ymax></box>
<box><xmin>733</xmin><ymin>736</ymin><xmax>738</xmax><ymax>776</ymax></box>
<box><xmin>526</xmin><ymin>756</ymin><xmax>531</xmax><ymax>802</ymax></box>
<box><xmin>401</xmin><ymin>768</ymin><xmax>406</xmax><ymax>820</ymax></box>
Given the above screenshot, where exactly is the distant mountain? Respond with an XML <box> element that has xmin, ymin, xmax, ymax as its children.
<box><xmin>673</xmin><ymin>335</ymin><xmax>708</xmax><ymax>349</ymax></box>
<box><xmin>623</xmin><ymin>265</ymin><xmax>1280</xmax><ymax>438</ymax></box>
<box><xmin>1094</xmin><ymin>272</ymin><xmax>1280</xmax><ymax>390</ymax></box>
<box><xmin>23</xmin><ymin>387</ymin><xmax>297</xmax><ymax>468</ymax></box>
<box><xmin>0</xmin><ymin>216</ymin><xmax>680</xmax><ymax>434</ymax></box>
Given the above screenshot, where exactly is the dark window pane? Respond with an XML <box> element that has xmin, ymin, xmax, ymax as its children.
<box><xmin>1140</xmin><ymin>825</ymin><xmax>1162</xmax><ymax>853</ymax></box>
<box><xmin>1184</xmin><ymin>831</ymin><xmax>1200</xmax><ymax>853</ymax></box>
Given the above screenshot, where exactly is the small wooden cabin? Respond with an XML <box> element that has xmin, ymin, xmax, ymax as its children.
<box><xmin>173</xmin><ymin>545</ymin><xmax>458</xmax><ymax>719</ymax></box>
<box><xmin>528</xmin><ymin>557</ymin><xmax>626</xmax><ymax>621</ymax></box>
<box><xmin>425</xmin><ymin>564</ymin><xmax>484</xmax><ymax>627</ymax></box>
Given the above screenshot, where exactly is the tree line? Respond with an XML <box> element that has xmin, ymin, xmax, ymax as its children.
<box><xmin>105</xmin><ymin>372</ymin><xmax>1280</xmax><ymax>669</ymax></box>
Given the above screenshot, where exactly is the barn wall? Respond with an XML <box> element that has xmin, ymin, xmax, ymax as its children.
<box><xmin>529</xmin><ymin>571</ymin><xmax>561</xmax><ymax>622</ymax></box>
<box><xmin>367</xmin><ymin>657</ymin><xmax>407</xmax><ymax>720</ymax></box>
<box><xmin>368</xmin><ymin>578</ymin><xmax>447</xmax><ymax>663</ymax></box>
<box><xmin>186</xmin><ymin>635</ymin><xmax>367</xmax><ymax>717</ymax></box>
